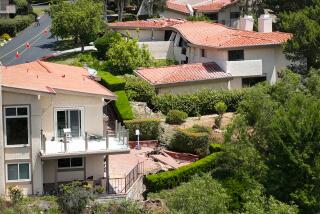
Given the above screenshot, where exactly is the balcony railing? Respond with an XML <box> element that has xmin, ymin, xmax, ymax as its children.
<box><xmin>40</xmin><ymin>122</ymin><xmax>130</xmax><ymax>157</ymax></box>
<box><xmin>107</xmin><ymin>162</ymin><xmax>144</xmax><ymax>194</ymax></box>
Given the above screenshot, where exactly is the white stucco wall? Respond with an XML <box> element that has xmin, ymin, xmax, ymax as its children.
<box><xmin>0</xmin><ymin>72</ymin><xmax>4</xmax><ymax>195</ymax></box>
<box><xmin>2</xmin><ymin>91</ymin><xmax>43</xmax><ymax>195</ymax></box>
<box><xmin>157</xmin><ymin>79</ymin><xmax>229</xmax><ymax>95</ymax></box>
<box><xmin>43</xmin><ymin>154</ymin><xmax>105</xmax><ymax>184</ymax></box>
<box><xmin>244</xmin><ymin>46</ymin><xmax>289</xmax><ymax>84</ymax></box>
<box><xmin>85</xmin><ymin>155</ymin><xmax>105</xmax><ymax>181</ymax></box>
<box><xmin>139</xmin><ymin>41</ymin><xmax>174</xmax><ymax>59</ymax></box>
<box><xmin>40</xmin><ymin>93</ymin><xmax>104</xmax><ymax>141</ymax></box>
<box><xmin>160</xmin><ymin>9</ymin><xmax>189</xmax><ymax>19</ymax></box>
<box><xmin>112</xmin><ymin>29</ymin><xmax>165</xmax><ymax>41</ymax></box>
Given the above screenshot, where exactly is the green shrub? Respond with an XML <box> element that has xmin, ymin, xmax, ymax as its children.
<box><xmin>8</xmin><ymin>186</ymin><xmax>23</xmax><ymax>206</ymax></box>
<box><xmin>150</xmin><ymin>174</ymin><xmax>230</xmax><ymax>214</ymax></box>
<box><xmin>145</xmin><ymin>152</ymin><xmax>221</xmax><ymax>193</ymax></box>
<box><xmin>57</xmin><ymin>181</ymin><xmax>94</xmax><ymax>214</ymax></box>
<box><xmin>124</xmin><ymin>118</ymin><xmax>160</xmax><ymax>141</ymax></box>
<box><xmin>170</xmin><ymin>128</ymin><xmax>209</xmax><ymax>157</ymax></box>
<box><xmin>187</xmin><ymin>16</ymin><xmax>212</xmax><ymax>21</ymax></box>
<box><xmin>98</xmin><ymin>71</ymin><xmax>125</xmax><ymax>91</ymax></box>
<box><xmin>215</xmin><ymin>101</ymin><xmax>227</xmax><ymax>114</ymax></box>
<box><xmin>189</xmin><ymin>124</ymin><xmax>211</xmax><ymax>133</ymax></box>
<box><xmin>94</xmin><ymin>32</ymin><xmax>122</xmax><ymax>59</ymax></box>
<box><xmin>1</xmin><ymin>33</ymin><xmax>11</xmax><ymax>40</ymax></box>
<box><xmin>123</xmin><ymin>75</ymin><xmax>156</xmax><ymax>103</ymax></box>
<box><xmin>152</xmin><ymin>89</ymin><xmax>246</xmax><ymax>116</ymax></box>
<box><xmin>165</xmin><ymin>110</ymin><xmax>188</xmax><ymax>125</ymax></box>
<box><xmin>98</xmin><ymin>71</ymin><xmax>134</xmax><ymax>120</ymax></box>
<box><xmin>114</xmin><ymin>90</ymin><xmax>134</xmax><ymax>120</ymax></box>
<box><xmin>73</xmin><ymin>53</ymin><xmax>101</xmax><ymax>70</ymax></box>
<box><xmin>0</xmin><ymin>15</ymin><xmax>35</xmax><ymax>36</ymax></box>
<box><xmin>209</xmin><ymin>143</ymin><xmax>223</xmax><ymax>154</ymax></box>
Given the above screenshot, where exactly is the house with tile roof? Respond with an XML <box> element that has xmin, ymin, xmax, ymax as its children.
<box><xmin>0</xmin><ymin>61</ymin><xmax>130</xmax><ymax>195</ymax></box>
<box><xmin>110</xmin><ymin>15</ymin><xmax>292</xmax><ymax>94</ymax></box>
<box><xmin>138</xmin><ymin>0</ymin><xmax>240</xmax><ymax>27</ymax></box>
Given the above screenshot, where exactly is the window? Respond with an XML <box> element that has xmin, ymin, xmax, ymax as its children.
<box><xmin>7</xmin><ymin>163</ymin><xmax>30</xmax><ymax>182</ymax></box>
<box><xmin>201</xmin><ymin>49</ymin><xmax>206</xmax><ymax>58</ymax></box>
<box><xmin>4</xmin><ymin>106</ymin><xmax>29</xmax><ymax>146</ymax></box>
<box><xmin>55</xmin><ymin>108</ymin><xmax>83</xmax><ymax>138</ymax></box>
<box><xmin>242</xmin><ymin>76</ymin><xmax>267</xmax><ymax>87</ymax></box>
<box><xmin>228</xmin><ymin>50</ymin><xmax>244</xmax><ymax>61</ymax></box>
<box><xmin>230</xmin><ymin>12</ymin><xmax>240</xmax><ymax>19</ymax></box>
<box><xmin>58</xmin><ymin>157</ymin><xmax>83</xmax><ymax>169</ymax></box>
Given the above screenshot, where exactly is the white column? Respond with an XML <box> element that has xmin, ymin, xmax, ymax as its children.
<box><xmin>0</xmin><ymin>69</ymin><xmax>5</xmax><ymax>195</ymax></box>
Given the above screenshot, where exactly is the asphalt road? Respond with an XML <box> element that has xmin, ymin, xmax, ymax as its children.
<box><xmin>0</xmin><ymin>13</ymin><xmax>57</xmax><ymax>66</ymax></box>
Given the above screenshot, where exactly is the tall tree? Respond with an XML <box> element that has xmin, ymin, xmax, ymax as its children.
<box><xmin>264</xmin><ymin>0</ymin><xmax>313</xmax><ymax>17</ymax></box>
<box><xmin>50</xmin><ymin>0</ymin><xmax>104</xmax><ymax>51</ymax></box>
<box><xmin>281</xmin><ymin>0</ymin><xmax>320</xmax><ymax>70</ymax></box>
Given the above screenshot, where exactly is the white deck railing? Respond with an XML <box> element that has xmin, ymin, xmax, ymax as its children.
<box><xmin>40</xmin><ymin>122</ymin><xmax>129</xmax><ymax>157</ymax></box>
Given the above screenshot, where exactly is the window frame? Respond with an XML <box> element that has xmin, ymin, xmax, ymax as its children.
<box><xmin>228</xmin><ymin>49</ymin><xmax>244</xmax><ymax>61</ymax></box>
<box><xmin>57</xmin><ymin>157</ymin><xmax>84</xmax><ymax>169</ymax></box>
<box><xmin>6</xmin><ymin>162</ymin><xmax>31</xmax><ymax>183</ymax></box>
<box><xmin>4</xmin><ymin>105</ymin><xmax>30</xmax><ymax>148</ymax></box>
<box><xmin>54</xmin><ymin>107</ymin><xmax>84</xmax><ymax>139</ymax></box>
<box><xmin>201</xmin><ymin>49</ymin><xmax>207</xmax><ymax>58</ymax></box>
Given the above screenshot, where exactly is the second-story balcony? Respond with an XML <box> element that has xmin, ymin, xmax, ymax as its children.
<box><xmin>40</xmin><ymin>123</ymin><xmax>130</xmax><ymax>159</ymax></box>
<box><xmin>225</xmin><ymin>60</ymin><xmax>263</xmax><ymax>77</ymax></box>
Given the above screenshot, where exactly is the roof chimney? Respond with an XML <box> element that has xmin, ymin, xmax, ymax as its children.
<box><xmin>258</xmin><ymin>14</ymin><xmax>272</xmax><ymax>33</ymax></box>
<box><xmin>186</xmin><ymin>4</ymin><xmax>194</xmax><ymax>16</ymax></box>
<box><xmin>239</xmin><ymin>15</ymin><xmax>254</xmax><ymax>31</ymax></box>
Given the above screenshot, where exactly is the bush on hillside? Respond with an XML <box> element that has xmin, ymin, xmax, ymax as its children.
<box><xmin>124</xmin><ymin>119</ymin><xmax>161</xmax><ymax>141</ymax></box>
<box><xmin>57</xmin><ymin>181</ymin><xmax>94</xmax><ymax>214</ymax></box>
<box><xmin>94</xmin><ymin>31</ymin><xmax>122</xmax><ymax>59</ymax></box>
<box><xmin>123</xmin><ymin>74</ymin><xmax>156</xmax><ymax>103</ymax></box>
<box><xmin>165</xmin><ymin>110</ymin><xmax>188</xmax><ymax>125</ymax></box>
<box><xmin>0</xmin><ymin>14</ymin><xmax>35</xmax><ymax>36</ymax></box>
<box><xmin>98</xmin><ymin>71</ymin><xmax>126</xmax><ymax>91</ymax></box>
<box><xmin>1</xmin><ymin>33</ymin><xmax>11</xmax><ymax>41</ymax></box>
<box><xmin>145</xmin><ymin>152</ymin><xmax>221</xmax><ymax>193</ymax></box>
<box><xmin>152</xmin><ymin>89</ymin><xmax>246</xmax><ymax>116</ymax></box>
<box><xmin>170</xmin><ymin>128</ymin><xmax>210</xmax><ymax>157</ymax></box>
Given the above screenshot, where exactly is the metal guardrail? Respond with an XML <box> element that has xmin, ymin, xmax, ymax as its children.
<box><xmin>107</xmin><ymin>162</ymin><xmax>144</xmax><ymax>194</ymax></box>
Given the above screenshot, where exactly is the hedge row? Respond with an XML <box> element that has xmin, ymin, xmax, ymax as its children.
<box><xmin>98</xmin><ymin>71</ymin><xmax>133</xmax><ymax>120</ymax></box>
<box><xmin>98</xmin><ymin>71</ymin><xmax>126</xmax><ymax>91</ymax></box>
<box><xmin>152</xmin><ymin>89</ymin><xmax>246</xmax><ymax>116</ymax></box>
<box><xmin>114</xmin><ymin>91</ymin><xmax>134</xmax><ymax>120</ymax></box>
<box><xmin>0</xmin><ymin>15</ymin><xmax>35</xmax><ymax>36</ymax></box>
<box><xmin>124</xmin><ymin>118</ymin><xmax>160</xmax><ymax>141</ymax></box>
<box><xmin>145</xmin><ymin>152</ymin><xmax>222</xmax><ymax>193</ymax></box>
<box><xmin>170</xmin><ymin>128</ymin><xmax>209</xmax><ymax>157</ymax></box>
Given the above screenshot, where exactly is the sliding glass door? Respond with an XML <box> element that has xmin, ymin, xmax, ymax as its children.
<box><xmin>56</xmin><ymin>109</ymin><xmax>82</xmax><ymax>138</ymax></box>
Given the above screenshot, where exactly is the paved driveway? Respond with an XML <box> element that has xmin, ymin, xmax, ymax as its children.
<box><xmin>0</xmin><ymin>13</ymin><xmax>56</xmax><ymax>66</ymax></box>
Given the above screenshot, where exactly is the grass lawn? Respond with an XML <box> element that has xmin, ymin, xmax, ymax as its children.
<box><xmin>32</xmin><ymin>5</ymin><xmax>49</xmax><ymax>16</ymax></box>
<box><xmin>46</xmin><ymin>52</ymin><xmax>84</xmax><ymax>65</ymax></box>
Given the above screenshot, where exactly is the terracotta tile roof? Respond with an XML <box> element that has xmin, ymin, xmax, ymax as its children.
<box><xmin>109</xmin><ymin>19</ymin><xmax>186</xmax><ymax>29</ymax></box>
<box><xmin>166</xmin><ymin>1</ymin><xmax>190</xmax><ymax>14</ymax></box>
<box><xmin>1</xmin><ymin>61</ymin><xmax>116</xmax><ymax>98</ymax></box>
<box><xmin>135</xmin><ymin>62</ymin><xmax>231</xmax><ymax>86</ymax></box>
<box><xmin>166</xmin><ymin>0</ymin><xmax>236</xmax><ymax>13</ymax></box>
<box><xmin>169</xmin><ymin>21</ymin><xmax>292</xmax><ymax>48</ymax></box>
<box><xmin>193</xmin><ymin>0</ymin><xmax>236</xmax><ymax>12</ymax></box>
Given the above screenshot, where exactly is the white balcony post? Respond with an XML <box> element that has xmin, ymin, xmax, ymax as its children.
<box><xmin>106</xmin><ymin>130</ymin><xmax>109</xmax><ymax>149</ymax></box>
<box><xmin>126</xmin><ymin>129</ymin><xmax>129</xmax><ymax>146</ymax></box>
<box><xmin>63</xmin><ymin>133</ymin><xmax>67</xmax><ymax>152</ymax></box>
<box><xmin>115</xmin><ymin>120</ymin><xmax>118</xmax><ymax>134</ymax></box>
<box><xmin>85</xmin><ymin>132</ymin><xmax>88</xmax><ymax>151</ymax></box>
